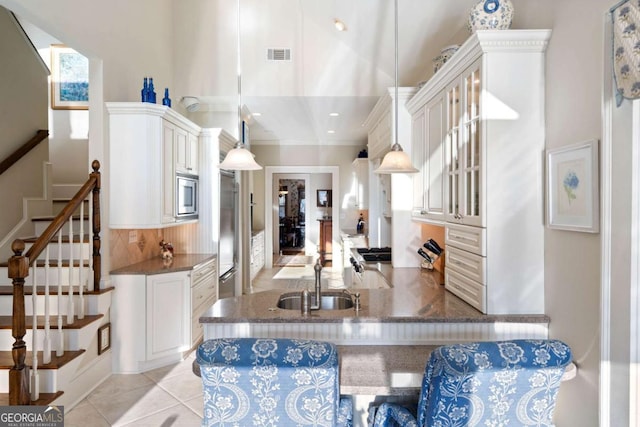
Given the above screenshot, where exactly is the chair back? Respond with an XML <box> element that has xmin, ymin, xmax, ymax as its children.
<box><xmin>417</xmin><ymin>339</ymin><xmax>572</xmax><ymax>427</ymax></box>
<box><xmin>197</xmin><ymin>338</ymin><xmax>345</xmax><ymax>427</ymax></box>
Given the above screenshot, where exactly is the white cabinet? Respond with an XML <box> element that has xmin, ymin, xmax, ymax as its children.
<box><xmin>175</xmin><ymin>128</ymin><xmax>199</xmax><ymax>175</ymax></box>
<box><xmin>407</xmin><ymin>30</ymin><xmax>551</xmax><ymax>314</ymax></box>
<box><xmin>352</xmin><ymin>158</ymin><xmax>369</xmax><ymax>210</ymax></box>
<box><xmin>107</xmin><ymin>102</ymin><xmax>201</xmax><ymax>228</ymax></box>
<box><xmin>250</xmin><ymin>230</ymin><xmax>265</xmax><ymax>281</ymax></box>
<box><xmin>146</xmin><ymin>271</ymin><xmax>191</xmax><ymax>360</ymax></box>
<box><xmin>190</xmin><ymin>258</ymin><xmax>217</xmax><ymax>345</ymax></box>
<box><xmin>411</xmin><ymin>94</ymin><xmax>445</xmax><ymax>223</ymax></box>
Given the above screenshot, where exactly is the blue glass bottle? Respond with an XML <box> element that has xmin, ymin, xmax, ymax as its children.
<box><xmin>141</xmin><ymin>77</ymin><xmax>148</xmax><ymax>102</ymax></box>
<box><xmin>162</xmin><ymin>88</ymin><xmax>171</xmax><ymax>107</ymax></box>
<box><xmin>148</xmin><ymin>78</ymin><xmax>156</xmax><ymax>104</ymax></box>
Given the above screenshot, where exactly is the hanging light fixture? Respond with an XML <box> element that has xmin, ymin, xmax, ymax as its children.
<box><xmin>279</xmin><ymin>185</ymin><xmax>288</xmax><ymax>195</ymax></box>
<box><xmin>374</xmin><ymin>0</ymin><xmax>418</xmax><ymax>174</ymax></box>
<box><xmin>219</xmin><ymin>0</ymin><xmax>263</xmax><ymax>171</ymax></box>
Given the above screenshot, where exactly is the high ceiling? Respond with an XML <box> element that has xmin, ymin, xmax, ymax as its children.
<box><xmin>224</xmin><ymin>0</ymin><xmax>477</xmax><ymax>145</ymax></box>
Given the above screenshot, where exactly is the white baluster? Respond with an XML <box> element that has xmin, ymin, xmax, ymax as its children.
<box><xmin>57</xmin><ymin>231</ymin><xmax>64</xmax><ymax>357</ymax></box>
<box><xmin>43</xmin><ymin>246</ymin><xmax>51</xmax><ymax>364</ymax></box>
<box><xmin>88</xmin><ymin>197</ymin><xmax>94</xmax><ymax>291</ymax></box>
<box><xmin>67</xmin><ymin>218</ymin><xmax>75</xmax><ymax>325</ymax></box>
<box><xmin>78</xmin><ymin>203</ymin><xmax>85</xmax><ymax>320</ymax></box>
<box><xmin>31</xmin><ymin>265</ymin><xmax>39</xmax><ymax>401</ymax></box>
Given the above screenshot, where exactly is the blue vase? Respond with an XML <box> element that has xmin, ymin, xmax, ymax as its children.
<box><xmin>141</xmin><ymin>77</ymin><xmax>148</xmax><ymax>102</ymax></box>
<box><xmin>148</xmin><ymin>78</ymin><xmax>156</xmax><ymax>104</ymax></box>
<box><xmin>467</xmin><ymin>0</ymin><xmax>514</xmax><ymax>33</ymax></box>
<box><xmin>162</xmin><ymin>88</ymin><xmax>171</xmax><ymax>107</ymax></box>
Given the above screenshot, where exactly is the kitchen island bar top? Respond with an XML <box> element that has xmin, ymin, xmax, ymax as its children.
<box><xmin>110</xmin><ymin>253</ymin><xmax>216</xmax><ymax>275</ymax></box>
<box><xmin>200</xmin><ymin>267</ymin><xmax>548</xmax><ymax>324</ymax></box>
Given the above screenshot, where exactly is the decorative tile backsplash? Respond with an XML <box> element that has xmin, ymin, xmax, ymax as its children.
<box><xmin>109</xmin><ymin>223</ymin><xmax>202</xmax><ymax>270</ymax></box>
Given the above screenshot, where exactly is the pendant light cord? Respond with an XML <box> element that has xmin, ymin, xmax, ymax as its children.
<box><xmin>238</xmin><ymin>0</ymin><xmax>243</xmax><ymax>146</ymax></box>
<box><xmin>394</xmin><ymin>0</ymin><xmax>399</xmax><ymax>149</ymax></box>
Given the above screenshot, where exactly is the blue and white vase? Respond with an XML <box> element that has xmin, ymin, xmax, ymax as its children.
<box><xmin>467</xmin><ymin>0</ymin><xmax>514</xmax><ymax>33</ymax></box>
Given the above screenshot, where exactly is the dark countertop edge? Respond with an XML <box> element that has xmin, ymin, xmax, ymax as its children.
<box><xmin>199</xmin><ymin>314</ymin><xmax>550</xmax><ymax>324</ymax></box>
<box><xmin>110</xmin><ymin>253</ymin><xmax>216</xmax><ymax>275</ymax></box>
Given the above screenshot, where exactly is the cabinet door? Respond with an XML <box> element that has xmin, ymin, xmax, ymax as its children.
<box><xmin>445</xmin><ymin>79</ymin><xmax>461</xmax><ymax>223</ymax></box>
<box><xmin>352</xmin><ymin>159</ymin><xmax>369</xmax><ymax>209</ymax></box>
<box><xmin>411</xmin><ymin>106</ymin><xmax>426</xmax><ymax>217</ymax></box>
<box><xmin>174</xmin><ymin>126</ymin><xmax>190</xmax><ymax>174</ymax></box>
<box><xmin>162</xmin><ymin>121</ymin><xmax>176</xmax><ymax>224</ymax></box>
<box><xmin>425</xmin><ymin>95</ymin><xmax>445</xmax><ymax>221</ymax></box>
<box><xmin>187</xmin><ymin>133</ymin><xmax>199</xmax><ymax>175</ymax></box>
<box><xmin>146</xmin><ymin>271</ymin><xmax>190</xmax><ymax>360</ymax></box>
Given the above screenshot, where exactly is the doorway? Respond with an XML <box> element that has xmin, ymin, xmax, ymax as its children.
<box><xmin>278</xmin><ymin>178</ymin><xmax>306</xmax><ymax>255</ymax></box>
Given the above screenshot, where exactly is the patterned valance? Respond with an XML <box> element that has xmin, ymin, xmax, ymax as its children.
<box><xmin>612</xmin><ymin>0</ymin><xmax>640</xmax><ymax>105</ymax></box>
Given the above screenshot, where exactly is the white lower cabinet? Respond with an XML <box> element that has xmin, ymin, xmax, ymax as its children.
<box><xmin>146</xmin><ymin>271</ymin><xmax>191</xmax><ymax>360</ymax></box>
<box><xmin>251</xmin><ymin>230</ymin><xmax>265</xmax><ymax>281</ymax></box>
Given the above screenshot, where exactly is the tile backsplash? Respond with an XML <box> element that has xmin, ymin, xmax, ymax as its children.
<box><xmin>109</xmin><ymin>223</ymin><xmax>201</xmax><ymax>270</ymax></box>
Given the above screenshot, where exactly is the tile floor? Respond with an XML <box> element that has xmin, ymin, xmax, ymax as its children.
<box><xmin>66</xmin><ymin>262</ymin><xmax>346</xmax><ymax>426</ymax></box>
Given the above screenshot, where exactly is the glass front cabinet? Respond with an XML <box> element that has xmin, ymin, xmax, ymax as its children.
<box><xmin>407</xmin><ymin>30</ymin><xmax>551</xmax><ymax>314</ymax></box>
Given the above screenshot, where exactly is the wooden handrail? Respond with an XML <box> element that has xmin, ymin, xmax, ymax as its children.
<box><xmin>7</xmin><ymin>160</ymin><xmax>101</xmax><ymax>405</ymax></box>
<box><xmin>0</xmin><ymin>130</ymin><xmax>48</xmax><ymax>176</ymax></box>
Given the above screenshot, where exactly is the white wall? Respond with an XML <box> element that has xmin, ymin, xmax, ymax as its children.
<box><xmin>512</xmin><ymin>0</ymin><xmax>611</xmax><ymax>424</ymax></box>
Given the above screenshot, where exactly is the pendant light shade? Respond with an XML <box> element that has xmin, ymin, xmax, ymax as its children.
<box><xmin>374</xmin><ymin>0</ymin><xmax>418</xmax><ymax>174</ymax></box>
<box><xmin>219</xmin><ymin>144</ymin><xmax>262</xmax><ymax>170</ymax></box>
<box><xmin>218</xmin><ymin>0</ymin><xmax>262</xmax><ymax>172</ymax></box>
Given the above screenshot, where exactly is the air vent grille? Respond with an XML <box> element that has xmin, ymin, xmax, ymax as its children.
<box><xmin>267</xmin><ymin>48</ymin><xmax>291</xmax><ymax>61</ymax></box>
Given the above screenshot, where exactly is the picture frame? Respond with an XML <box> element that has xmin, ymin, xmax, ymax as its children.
<box><xmin>97</xmin><ymin>323</ymin><xmax>111</xmax><ymax>355</ymax></box>
<box><xmin>546</xmin><ymin>139</ymin><xmax>599</xmax><ymax>233</ymax></box>
<box><xmin>317</xmin><ymin>189</ymin><xmax>332</xmax><ymax>207</ymax></box>
<box><xmin>50</xmin><ymin>44</ymin><xmax>89</xmax><ymax>110</ymax></box>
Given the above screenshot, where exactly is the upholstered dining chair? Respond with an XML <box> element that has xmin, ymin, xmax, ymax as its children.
<box><xmin>197</xmin><ymin>338</ymin><xmax>353</xmax><ymax>427</ymax></box>
<box><xmin>369</xmin><ymin>339</ymin><xmax>573</xmax><ymax>427</ymax></box>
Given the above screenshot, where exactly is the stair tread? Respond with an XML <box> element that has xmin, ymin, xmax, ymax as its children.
<box><xmin>31</xmin><ymin>214</ymin><xmax>89</xmax><ymax>222</ymax></box>
<box><xmin>0</xmin><ymin>285</ymin><xmax>114</xmax><ymax>296</ymax></box>
<box><xmin>0</xmin><ymin>350</ymin><xmax>85</xmax><ymax>369</ymax></box>
<box><xmin>0</xmin><ymin>391</ymin><xmax>63</xmax><ymax>406</ymax></box>
<box><xmin>0</xmin><ymin>260</ymin><xmax>90</xmax><ymax>268</ymax></box>
<box><xmin>0</xmin><ymin>314</ymin><xmax>103</xmax><ymax>330</ymax></box>
<box><xmin>21</xmin><ymin>234</ymin><xmax>91</xmax><ymax>244</ymax></box>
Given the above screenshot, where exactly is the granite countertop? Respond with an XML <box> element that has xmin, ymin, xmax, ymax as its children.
<box><xmin>200</xmin><ymin>267</ymin><xmax>549</xmax><ymax>325</ymax></box>
<box><xmin>110</xmin><ymin>253</ymin><xmax>216</xmax><ymax>275</ymax></box>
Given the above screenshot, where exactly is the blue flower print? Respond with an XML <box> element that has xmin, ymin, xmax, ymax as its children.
<box><xmin>563</xmin><ymin>171</ymin><xmax>579</xmax><ymax>204</ymax></box>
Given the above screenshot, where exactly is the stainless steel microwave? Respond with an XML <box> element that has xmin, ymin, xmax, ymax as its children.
<box><xmin>176</xmin><ymin>173</ymin><xmax>198</xmax><ymax>219</ymax></box>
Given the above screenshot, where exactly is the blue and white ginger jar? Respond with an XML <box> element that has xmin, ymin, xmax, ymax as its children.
<box><xmin>467</xmin><ymin>0</ymin><xmax>514</xmax><ymax>33</ymax></box>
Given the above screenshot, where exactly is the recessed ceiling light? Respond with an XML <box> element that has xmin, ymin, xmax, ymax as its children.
<box><xmin>252</xmin><ymin>112</ymin><xmax>262</xmax><ymax>117</ymax></box>
<box><xmin>334</xmin><ymin>19</ymin><xmax>347</xmax><ymax>32</ymax></box>
<box><xmin>329</xmin><ymin>112</ymin><xmax>339</xmax><ymax>117</ymax></box>
<box><xmin>327</xmin><ymin>130</ymin><xmax>336</xmax><ymax>134</ymax></box>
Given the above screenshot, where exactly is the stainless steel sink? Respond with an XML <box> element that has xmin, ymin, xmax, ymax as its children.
<box><xmin>276</xmin><ymin>291</ymin><xmax>354</xmax><ymax>310</ymax></box>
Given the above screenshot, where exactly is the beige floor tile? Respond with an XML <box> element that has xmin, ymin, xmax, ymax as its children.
<box><xmin>143</xmin><ymin>355</ymin><xmax>197</xmax><ymax>383</ymax></box>
<box><xmin>182</xmin><ymin>395</ymin><xmax>204</xmax><ymax>418</ymax></box>
<box><xmin>64</xmin><ymin>400</ymin><xmax>111</xmax><ymax>427</ymax></box>
<box><xmin>86</xmin><ymin>374</ymin><xmax>154</xmax><ymax>403</ymax></box>
<box><xmin>89</xmin><ymin>384</ymin><xmax>181</xmax><ymax>427</ymax></box>
<box><xmin>119</xmin><ymin>403</ymin><xmax>202</xmax><ymax>427</ymax></box>
<box><xmin>155</xmin><ymin>371</ymin><xmax>204</xmax><ymax>402</ymax></box>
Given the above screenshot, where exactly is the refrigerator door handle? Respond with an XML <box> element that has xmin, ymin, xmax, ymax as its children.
<box><xmin>219</xmin><ymin>268</ymin><xmax>237</xmax><ymax>283</ymax></box>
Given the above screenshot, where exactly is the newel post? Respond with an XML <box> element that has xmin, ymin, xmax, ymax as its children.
<box><xmin>91</xmin><ymin>160</ymin><xmax>101</xmax><ymax>289</ymax></box>
<box><xmin>8</xmin><ymin>239</ymin><xmax>30</xmax><ymax>405</ymax></box>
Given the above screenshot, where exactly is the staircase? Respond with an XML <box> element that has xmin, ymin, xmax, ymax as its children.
<box><xmin>0</xmin><ymin>160</ymin><xmax>112</xmax><ymax>407</ymax></box>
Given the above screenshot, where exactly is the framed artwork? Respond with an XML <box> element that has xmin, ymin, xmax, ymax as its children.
<box><xmin>50</xmin><ymin>44</ymin><xmax>89</xmax><ymax>110</ymax></box>
<box><xmin>317</xmin><ymin>189</ymin><xmax>332</xmax><ymax>207</ymax></box>
<box><xmin>97</xmin><ymin>323</ymin><xmax>111</xmax><ymax>355</ymax></box>
<box><xmin>546</xmin><ymin>139</ymin><xmax>599</xmax><ymax>233</ymax></box>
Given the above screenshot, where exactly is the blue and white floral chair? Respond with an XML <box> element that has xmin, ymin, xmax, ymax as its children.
<box><xmin>370</xmin><ymin>339</ymin><xmax>572</xmax><ymax>427</ymax></box>
<box><xmin>197</xmin><ymin>338</ymin><xmax>353</xmax><ymax>427</ymax></box>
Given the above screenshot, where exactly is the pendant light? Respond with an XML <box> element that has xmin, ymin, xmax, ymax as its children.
<box><xmin>219</xmin><ymin>0</ymin><xmax>262</xmax><ymax>171</ymax></box>
<box><xmin>374</xmin><ymin>0</ymin><xmax>418</xmax><ymax>174</ymax></box>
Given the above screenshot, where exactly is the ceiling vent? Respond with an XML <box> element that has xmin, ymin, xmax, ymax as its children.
<box><xmin>267</xmin><ymin>48</ymin><xmax>291</xmax><ymax>61</ymax></box>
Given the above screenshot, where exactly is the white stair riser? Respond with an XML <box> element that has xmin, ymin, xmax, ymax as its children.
<box><xmin>0</xmin><ymin>328</ymin><xmax>84</xmax><ymax>353</ymax></box>
<box><xmin>0</xmin><ymin>267</ymin><xmax>92</xmax><ymax>286</ymax></box>
<box><xmin>34</xmin><ymin>219</ymin><xmax>91</xmax><ymax>237</ymax></box>
<box><xmin>24</xmin><ymin>242</ymin><xmax>92</xmax><ymax>260</ymax></box>
<box><xmin>0</xmin><ymin>295</ymin><xmax>89</xmax><ymax>316</ymax></box>
<box><xmin>0</xmin><ymin>355</ymin><xmax>85</xmax><ymax>393</ymax></box>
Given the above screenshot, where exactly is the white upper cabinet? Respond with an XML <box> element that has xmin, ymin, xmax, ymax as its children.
<box><xmin>407</xmin><ymin>30</ymin><xmax>552</xmax><ymax>314</ymax></box>
<box><xmin>107</xmin><ymin>103</ymin><xmax>202</xmax><ymax>229</ymax></box>
<box><xmin>352</xmin><ymin>158</ymin><xmax>369</xmax><ymax>210</ymax></box>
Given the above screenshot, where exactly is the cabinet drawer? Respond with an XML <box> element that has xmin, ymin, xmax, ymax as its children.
<box><xmin>445</xmin><ymin>223</ymin><xmax>486</xmax><ymax>256</ymax></box>
<box><xmin>192</xmin><ymin>271</ymin><xmax>217</xmax><ymax>312</ymax></box>
<box><xmin>445</xmin><ymin>268</ymin><xmax>486</xmax><ymax>312</ymax></box>
<box><xmin>191</xmin><ymin>315</ymin><xmax>204</xmax><ymax>346</ymax></box>
<box><xmin>446</xmin><ymin>246</ymin><xmax>486</xmax><ymax>284</ymax></box>
<box><xmin>192</xmin><ymin>258</ymin><xmax>217</xmax><ymax>285</ymax></box>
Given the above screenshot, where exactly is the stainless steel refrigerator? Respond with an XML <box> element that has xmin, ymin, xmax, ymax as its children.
<box><xmin>218</xmin><ymin>170</ymin><xmax>237</xmax><ymax>298</ymax></box>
